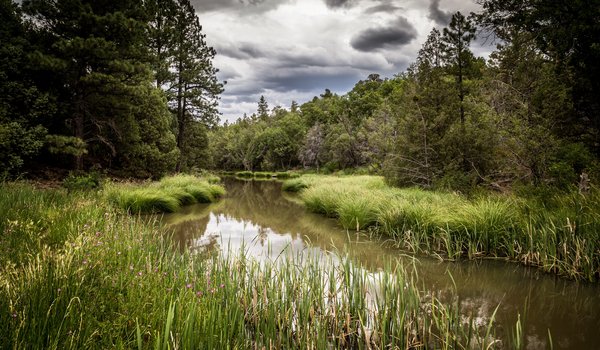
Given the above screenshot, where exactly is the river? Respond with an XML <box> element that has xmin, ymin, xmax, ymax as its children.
<box><xmin>162</xmin><ymin>178</ymin><xmax>600</xmax><ymax>349</ymax></box>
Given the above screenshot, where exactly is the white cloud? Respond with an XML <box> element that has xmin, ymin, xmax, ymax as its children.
<box><xmin>196</xmin><ymin>0</ymin><xmax>490</xmax><ymax>123</ymax></box>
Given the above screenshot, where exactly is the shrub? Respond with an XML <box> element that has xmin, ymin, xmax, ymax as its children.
<box><xmin>62</xmin><ymin>171</ymin><xmax>103</xmax><ymax>191</ymax></box>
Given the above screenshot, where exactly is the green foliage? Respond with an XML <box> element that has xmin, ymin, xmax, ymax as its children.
<box><xmin>62</xmin><ymin>171</ymin><xmax>103</xmax><ymax>191</ymax></box>
<box><xmin>0</xmin><ymin>122</ymin><xmax>47</xmax><ymax>176</ymax></box>
<box><xmin>44</xmin><ymin>135</ymin><xmax>87</xmax><ymax>157</ymax></box>
<box><xmin>477</xmin><ymin>0</ymin><xmax>600</xmax><ymax>150</ymax></box>
<box><xmin>281</xmin><ymin>178</ymin><xmax>309</xmax><ymax>192</ymax></box>
<box><xmin>107</xmin><ymin>175</ymin><xmax>225</xmax><ymax>214</ymax></box>
<box><xmin>0</xmin><ymin>0</ymin><xmax>221</xmax><ymax>178</ymax></box>
<box><xmin>0</xmin><ymin>0</ymin><xmax>52</xmax><ymax>176</ymax></box>
<box><xmin>117</xmin><ymin>85</ymin><xmax>179</xmax><ymax>178</ymax></box>
<box><xmin>290</xmin><ymin>175</ymin><xmax>600</xmax><ymax>280</ymax></box>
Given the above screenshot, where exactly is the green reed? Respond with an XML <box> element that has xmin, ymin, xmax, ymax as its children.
<box><xmin>106</xmin><ymin>174</ymin><xmax>225</xmax><ymax>214</ymax></box>
<box><xmin>283</xmin><ymin>175</ymin><xmax>600</xmax><ymax>281</ymax></box>
<box><xmin>0</xmin><ymin>182</ymin><xmax>503</xmax><ymax>349</ymax></box>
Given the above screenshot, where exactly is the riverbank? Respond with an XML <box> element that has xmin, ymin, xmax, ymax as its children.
<box><xmin>283</xmin><ymin>175</ymin><xmax>600</xmax><ymax>281</ymax></box>
<box><xmin>0</xmin><ymin>178</ymin><xmax>508</xmax><ymax>349</ymax></box>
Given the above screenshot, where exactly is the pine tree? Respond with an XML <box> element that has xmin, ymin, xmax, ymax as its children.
<box><xmin>146</xmin><ymin>0</ymin><xmax>178</xmax><ymax>89</ymax></box>
<box><xmin>153</xmin><ymin>0</ymin><xmax>223</xmax><ymax>171</ymax></box>
<box><xmin>476</xmin><ymin>0</ymin><xmax>600</xmax><ymax>154</ymax></box>
<box><xmin>257</xmin><ymin>95</ymin><xmax>269</xmax><ymax>119</ymax></box>
<box><xmin>22</xmin><ymin>0</ymin><xmax>176</xmax><ymax>175</ymax></box>
<box><xmin>0</xmin><ymin>0</ymin><xmax>49</xmax><ymax>175</ymax></box>
<box><xmin>441</xmin><ymin>11</ymin><xmax>476</xmax><ymax>171</ymax></box>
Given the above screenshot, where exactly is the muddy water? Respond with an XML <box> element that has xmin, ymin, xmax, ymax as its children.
<box><xmin>162</xmin><ymin>178</ymin><xmax>600</xmax><ymax>349</ymax></box>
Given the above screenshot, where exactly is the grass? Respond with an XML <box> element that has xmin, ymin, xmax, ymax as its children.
<box><xmin>234</xmin><ymin>171</ymin><xmax>301</xmax><ymax>179</ymax></box>
<box><xmin>0</xmin><ymin>182</ymin><xmax>507</xmax><ymax>349</ymax></box>
<box><xmin>107</xmin><ymin>175</ymin><xmax>225</xmax><ymax>214</ymax></box>
<box><xmin>283</xmin><ymin>175</ymin><xmax>600</xmax><ymax>281</ymax></box>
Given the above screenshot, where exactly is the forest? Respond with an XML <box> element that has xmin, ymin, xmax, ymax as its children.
<box><xmin>1</xmin><ymin>0</ymin><xmax>599</xmax><ymax>193</ymax></box>
<box><xmin>2</xmin><ymin>0</ymin><xmax>600</xmax><ymax>349</ymax></box>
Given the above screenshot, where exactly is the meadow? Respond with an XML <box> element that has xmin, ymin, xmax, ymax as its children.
<box><xmin>0</xmin><ymin>176</ymin><xmax>517</xmax><ymax>349</ymax></box>
<box><xmin>283</xmin><ymin>175</ymin><xmax>600</xmax><ymax>281</ymax></box>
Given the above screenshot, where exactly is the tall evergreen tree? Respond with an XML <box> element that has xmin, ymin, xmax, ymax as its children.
<box><xmin>153</xmin><ymin>0</ymin><xmax>223</xmax><ymax>171</ymax></box>
<box><xmin>22</xmin><ymin>0</ymin><xmax>177</xmax><ymax>175</ymax></box>
<box><xmin>257</xmin><ymin>95</ymin><xmax>269</xmax><ymax>119</ymax></box>
<box><xmin>441</xmin><ymin>11</ymin><xmax>477</xmax><ymax>171</ymax></box>
<box><xmin>146</xmin><ymin>0</ymin><xmax>178</xmax><ymax>89</ymax></box>
<box><xmin>0</xmin><ymin>0</ymin><xmax>50</xmax><ymax>175</ymax></box>
<box><xmin>442</xmin><ymin>11</ymin><xmax>476</xmax><ymax>129</ymax></box>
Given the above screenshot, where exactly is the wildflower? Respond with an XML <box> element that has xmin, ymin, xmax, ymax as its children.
<box><xmin>11</xmin><ymin>313</ymin><xmax>17</xmax><ymax>319</ymax></box>
<box><xmin>117</xmin><ymin>251</ymin><xmax>121</xmax><ymax>255</ymax></box>
<box><xmin>57</xmin><ymin>288</ymin><xmax>62</xmax><ymax>293</ymax></box>
<box><xmin>220</xmin><ymin>284</ymin><xmax>225</xmax><ymax>288</ymax></box>
<box><xmin>186</xmin><ymin>283</ymin><xmax>193</xmax><ymax>289</ymax></box>
<box><xmin>137</xmin><ymin>272</ymin><xmax>143</xmax><ymax>277</ymax></box>
<box><xmin>82</xmin><ymin>259</ymin><xmax>88</xmax><ymax>265</ymax></box>
<box><xmin>196</xmin><ymin>291</ymin><xmax>203</xmax><ymax>297</ymax></box>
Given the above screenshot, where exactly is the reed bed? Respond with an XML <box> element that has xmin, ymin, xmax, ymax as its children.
<box><xmin>106</xmin><ymin>174</ymin><xmax>225</xmax><ymax>214</ymax></box>
<box><xmin>0</xmin><ymin>183</ymin><xmax>506</xmax><ymax>349</ymax></box>
<box><xmin>283</xmin><ymin>175</ymin><xmax>600</xmax><ymax>281</ymax></box>
<box><xmin>234</xmin><ymin>171</ymin><xmax>301</xmax><ymax>179</ymax></box>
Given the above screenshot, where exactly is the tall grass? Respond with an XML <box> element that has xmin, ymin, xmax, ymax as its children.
<box><xmin>0</xmin><ymin>183</ymin><xmax>503</xmax><ymax>349</ymax></box>
<box><xmin>283</xmin><ymin>175</ymin><xmax>600</xmax><ymax>281</ymax></box>
<box><xmin>234</xmin><ymin>171</ymin><xmax>301</xmax><ymax>179</ymax></box>
<box><xmin>107</xmin><ymin>174</ymin><xmax>225</xmax><ymax>214</ymax></box>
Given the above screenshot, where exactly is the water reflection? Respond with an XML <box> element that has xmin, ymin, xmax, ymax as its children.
<box><xmin>162</xmin><ymin>178</ymin><xmax>600</xmax><ymax>350</ymax></box>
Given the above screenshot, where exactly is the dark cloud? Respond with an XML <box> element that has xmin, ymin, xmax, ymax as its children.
<box><xmin>350</xmin><ymin>17</ymin><xmax>417</xmax><ymax>52</ymax></box>
<box><xmin>428</xmin><ymin>0</ymin><xmax>452</xmax><ymax>25</ymax></box>
<box><xmin>364</xmin><ymin>3</ymin><xmax>403</xmax><ymax>14</ymax></box>
<box><xmin>191</xmin><ymin>0</ymin><xmax>284</xmax><ymax>13</ymax></box>
<box><xmin>324</xmin><ymin>0</ymin><xmax>354</xmax><ymax>9</ymax></box>
<box><xmin>263</xmin><ymin>69</ymin><xmax>363</xmax><ymax>92</ymax></box>
<box><xmin>215</xmin><ymin>42</ymin><xmax>267</xmax><ymax>60</ymax></box>
<box><xmin>238</xmin><ymin>44</ymin><xmax>267</xmax><ymax>59</ymax></box>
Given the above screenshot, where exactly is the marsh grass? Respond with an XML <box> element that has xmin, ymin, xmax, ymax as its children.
<box><xmin>283</xmin><ymin>175</ymin><xmax>600</xmax><ymax>281</ymax></box>
<box><xmin>107</xmin><ymin>175</ymin><xmax>225</xmax><ymax>214</ymax></box>
<box><xmin>0</xmin><ymin>183</ymin><xmax>503</xmax><ymax>349</ymax></box>
<box><xmin>234</xmin><ymin>171</ymin><xmax>301</xmax><ymax>180</ymax></box>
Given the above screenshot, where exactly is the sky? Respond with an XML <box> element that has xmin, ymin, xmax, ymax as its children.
<box><xmin>192</xmin><ymin>0</ymin><xmax>492</xmax><ymax>123</ymax></box>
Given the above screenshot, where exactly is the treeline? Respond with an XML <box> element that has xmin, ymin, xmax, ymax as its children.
<box><xmin>210</xmin><ymin>1</ymin><xmax>600</xmax><ymax>190</ymax></box>
<box><xmin>0</xmin><ymin>0</ymin><xmax>222</xmax><ymax>178</ymax></box>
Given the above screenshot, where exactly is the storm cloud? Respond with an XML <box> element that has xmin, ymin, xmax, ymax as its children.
<box><xmin>323</xmin><ymin>0</ymin><xmax>353</xmax><ymax>9</ymax></box>
<box><xmin>364</xmin><ymin>3</ymin><xmax>403</xmax><ymax>14</ymax></box>
<box><xmin>428</xmin><ymin>0</ymin><xmax>453</xmax><ymax>25</ymax></box>
<box><xmin>350</xmin><ymin>17</ymin><xmax>418</xmax><ymax>52</ymax></box>
<box><xmin>191</xmin><ymin>0</ymin><xmax>288</xmax><ymax>13</ymax></box>
<box><xmin>193</xmin><ymin>0</ymin><xmax>488</xmax><ymax>122</ymax></box>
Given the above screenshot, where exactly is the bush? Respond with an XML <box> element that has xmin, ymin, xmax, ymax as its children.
<box><xmin>62</xmin><ymin>172</ymin><xmax>103</xmax><ymax>191</ymax></box>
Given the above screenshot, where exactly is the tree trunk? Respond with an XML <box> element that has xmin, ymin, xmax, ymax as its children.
<box><xmin>175</xmin><ymin>50</ymin><xmax>185</xmax><ymax>172</ymax></box>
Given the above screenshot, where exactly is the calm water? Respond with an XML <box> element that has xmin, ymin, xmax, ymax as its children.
<box><xmin>162</xmin><ymin>178</ymin><xmax>600</xmax><ymax>349</ymax></box>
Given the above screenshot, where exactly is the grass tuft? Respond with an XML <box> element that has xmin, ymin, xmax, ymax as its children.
<box><xmin>285</xmin><ymin>175</ymin><xmax>600</xmax><ymax>281</ymax></box>
<box><xmin>107</xmin><ymin>174</ymin><xmax>225</xmax><ymax>214</ymax></box>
